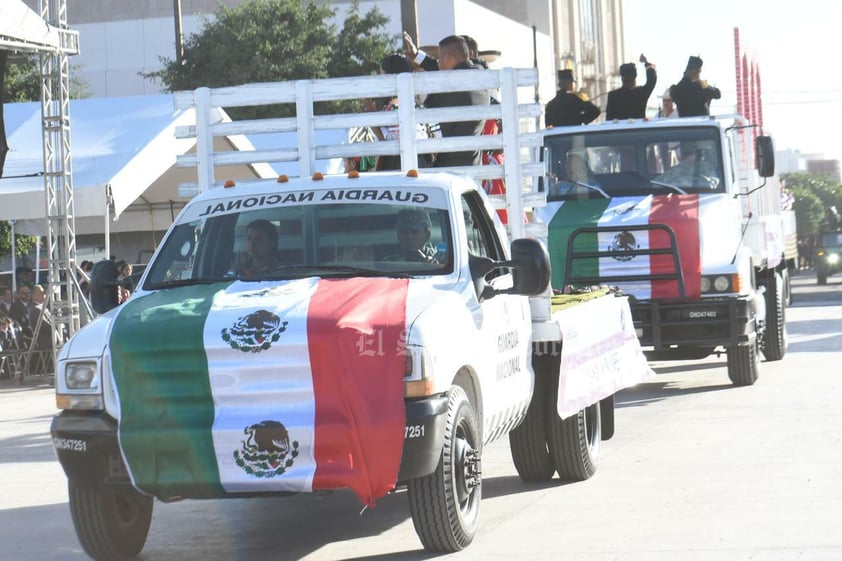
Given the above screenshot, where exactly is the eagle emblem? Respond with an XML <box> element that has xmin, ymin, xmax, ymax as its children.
<box><xmin>608</xmin><ymin>231</ymin><xmax>639</xmax><ymax>262</ymax></box>
<box><xmin>233</xmin><ymin>420</ymin><xmax>300</xmax><ymax>478</ymax></box>
<box><xmin>221</xmin><ymin>309</ymin><xmax>288</xmax><ymax>353</ymax></box>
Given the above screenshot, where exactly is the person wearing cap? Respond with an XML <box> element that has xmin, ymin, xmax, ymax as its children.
<box><xmin>385</xmin><ymin>209</ymin><xmax>438</xmax><ymax>263</ymax></box>
<box><xmin>669</xmin><ymin>56</ymin><xmax>721</xmax><ymax>117</ymax></box>
<box><xmin>605</xmin><ymin>59</ymin><xmax>657</xmax><ymax>120</ymax></box>
<box><xmin>544</xmin><ymin>69</ymin><xmax>601</xmax><ymax>127</ymax></box>
<box><xmin>660</xmin><ymin>87</ymin><xmax>678</xmax><ymax>118</ymax></box>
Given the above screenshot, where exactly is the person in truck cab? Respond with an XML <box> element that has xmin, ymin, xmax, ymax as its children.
<box><xmin>385</xmin><ymin>209</ymin><xmax>439</xmax><ymax>263</ymax></box>
<box><xmin>238</xmin><ymin>219</ymin><xmax>282</xmax><ymax>275</ymax></box>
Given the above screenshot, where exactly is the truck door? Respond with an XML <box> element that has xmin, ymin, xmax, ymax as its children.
<box><xmin>460</xmin><ymin>193</ymin><xmax>533</xmax><ymax>443</ymax></box>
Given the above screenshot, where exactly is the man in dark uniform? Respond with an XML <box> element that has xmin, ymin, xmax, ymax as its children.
<box><xmin>544</xmin><ymin>69</ymin><xmax>601</xmax><ymax>127</ymax></box>
<box><xmin>422</xmin><ymin>35</ymin><xmax>490</xmax><ymax>167</ymax></box>
<box><xmin>670</xmin><ymin>56</ymin><xmax>721</xmax><ymax>117</ymax></box>
<box><xmin>605</xmin><ymin>60</ymin><xmax>657</xmax><ymax>120</ymax></box>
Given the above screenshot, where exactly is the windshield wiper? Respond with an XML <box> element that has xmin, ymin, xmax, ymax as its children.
<box><xmin>649</xmin><ymin>180</ymin><xmax>688</xmax><ymax>195</ymax></box>
<box><xmin>145</xmin><ymin>277</ymin><xmax>230</xmax><ymax>290</ymax></box>
<box><xmin>571</xmin><ymin>180</ymin><xmax>610</xmax><ymax>198</ymax></box>
<box><xmin>255</xmin><ymin>264</ymin><xmax>411</xmax><ymax>280</ymax></box>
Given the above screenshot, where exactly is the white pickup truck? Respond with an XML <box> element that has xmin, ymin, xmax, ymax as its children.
<box><xmin>50</xmin><ymin>67</ymin><xmax>651</xmax><ymax>560</ymax></box>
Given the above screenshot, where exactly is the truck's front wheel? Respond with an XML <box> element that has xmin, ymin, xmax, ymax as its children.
<box><xmin>547</xmin><ymin>373</ymin><xmax>601</xmax><ymax>481</ymax></box>
<box><xmin>69</xmin><ymin>481</ymin><xmax>153</xmax><ymax>561</ymax></box>
<box><xmin>763</xmin><ymin>271</ymin><xmax>787</xmax><ymax>361</ymax></box>
<box><xmin>727</xmin><ymin>340</ymin><xmax>760</xmax><ymax>386</ymax></box>
<box><xmin>408</xmin><ymin>386</ymin><xmax>481</xmax><ymax>552</ymax></box>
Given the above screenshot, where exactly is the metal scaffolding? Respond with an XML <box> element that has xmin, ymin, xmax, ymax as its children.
<box><xmin>1</xmin><ymin>0</ymin><xmax>79</xmax><ymax>377</ymax></box>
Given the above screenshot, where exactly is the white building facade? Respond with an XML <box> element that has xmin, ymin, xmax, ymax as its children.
<box><xmin>23</xmin><ymin>0</ymin><xmax>625</xmax><ymax>110</ymax></box>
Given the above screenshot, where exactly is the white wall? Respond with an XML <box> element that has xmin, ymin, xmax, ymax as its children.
<box><xmin>70</xmin><ymin>1</ymin><xmax>556</xmax><ymax>100</ymax></box>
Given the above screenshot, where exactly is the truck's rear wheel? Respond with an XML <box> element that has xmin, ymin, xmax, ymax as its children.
<box><xmin>763</xmin><ymin>271</ymin><xmax>787</xmax><ymax>361</ymax></box>
<box><xmin>408</xmin><ymin>386</ymin><xmax>481</xmax><ymax>552</ymax></box>
<box><xmin>69</xmin><ymin>481</ymin><xmax>153</xmax><ymax>561</ymax></box>
<box><xmin>727</xmin><ymin>340</ymin><xmax>760</xmax><ymax>386</ymax></box>
<box><xmin>509</xmin><ymin>368</ymin><xmax>555</xmax><ymax>482</ymax></box>
<box><xmin>546</xmin><ymin>373</ymin><xmax>601</xmax><ymax>481</ymax></box>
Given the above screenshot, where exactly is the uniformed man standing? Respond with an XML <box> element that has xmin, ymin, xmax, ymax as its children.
<box><xmin>605</xmin><ymin>59</ymin><xmax>657</xmax><ymax>120</ymax></box>
<box><xmin>669</xmin><ymin>56</ymin><xmax>721</xmax><ymax>117</ymax></box>
<box><xmin>544</xmin><ymin>69</ymin><xmax>601</xmax><ymax>127</ymax></box>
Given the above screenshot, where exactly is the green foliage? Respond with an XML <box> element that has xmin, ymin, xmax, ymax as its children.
<box><xmin>782</xmin><ymin>172</ymin><xmax>842</xmax><ymax>237</ymax></box>
<box><xmin>143</xmin><ymin>0</ymin><xmax>397</xmax><ymax>119</ymax></box>
<box><xmin>1</xmin><ymin>55</ymin><xmax>91</xmax><ymax>102</ymax></box>
<box><xmin>0</xmin><ymin>222</ymin><xmax>38</xmax><ymax>261</ymax></box>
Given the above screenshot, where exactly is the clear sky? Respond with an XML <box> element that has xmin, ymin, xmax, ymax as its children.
<box><xmin>623</xmin><ymin>0</ymin><xmax>842</xmax><ymax>163</ymax></box>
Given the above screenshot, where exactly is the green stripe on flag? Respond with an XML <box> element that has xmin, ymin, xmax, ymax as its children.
<box><xmin>547</xmin><ymin>199</ymin><xmax>612</xmax><ymax>289</ymax></box>
<box><xmin>110</xmin><ymin>283</ymin><xmax>228</xmax><ymax>498</ymax></box>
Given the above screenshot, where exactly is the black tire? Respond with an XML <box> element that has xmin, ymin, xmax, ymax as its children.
<box><xmin>69</xmin><ymin>481</ymin><xmax>153</xmax><ymax>561</ymax></box>
<box><xmin>408</xmin><ymin>386</ymin><xmax>481</xmax><ymax>552</ymax></box>
<box><xmin>782</xmin><ymin>267</ymin><xmax>793</xmax><ymax>306</ymax></box>
<box><xmin>599</xmin><ymin>395</ymin><xmax>615</xmax><ymax>441</ymax></box>
<box><xmin>509</xmin><ymin>369</ymin><xmax>555</xmax><ymax>482</ymax></box>
<box><xmin>727</xmin><ymin>340</ymin><xmax>760</xmax><ymax>386</ymax></box>
<box><xmin>817</xmin><ymin>268</ymin><xmax>827</xmax><ymax>285</ymax></box>
<box><xmin>763</xmin><ymin>271</ymin><xmax>787</xmax><ymax>361</ymax></box>
<box><xmin>547</xmin><ymin>373</ymin><xmax>601</xmax><ymax>481</ymax></box>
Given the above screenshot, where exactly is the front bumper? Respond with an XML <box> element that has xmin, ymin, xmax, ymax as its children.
<box><xmin>50</xmin><ymin>393</ymin><xmax>450</xmax><ymax>491</ymax></box>
<box><xmin>631</xmin><ymin>296</ymin><xmax>754</xmax><ymax>350</ymax></box>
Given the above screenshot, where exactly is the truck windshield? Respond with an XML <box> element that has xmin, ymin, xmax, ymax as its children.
<box><xmin>820</xmin><ymin>232</ymin><xmax>842</xmax><ymax>247</ymax></box>
<box><xmin>544</xmin><ymin>126</ymin><xmax>725</xmax><ymax>200</ymax></box>
<box><xmin>143</xmin><ymin>200</ymin><xmax>453</xmax><ymax>289</ymax></box>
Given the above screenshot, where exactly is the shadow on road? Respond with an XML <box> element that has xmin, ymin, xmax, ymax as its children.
<box><xmin>616</xmin><ymin>377</ymin><xmax>734</xmax><ymax>409</ymax></box>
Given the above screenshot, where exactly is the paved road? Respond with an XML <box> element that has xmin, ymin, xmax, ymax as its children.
<box><xmin>1</xmin><ymin>273</ymin><xmax>841</xmax><ymax>561</ymax></box>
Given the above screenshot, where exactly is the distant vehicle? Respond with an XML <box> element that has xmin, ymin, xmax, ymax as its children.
<box><xmin>816</xmin><ymin>231</ymin><xmax>842</xmax><ymax>284</ymax></box>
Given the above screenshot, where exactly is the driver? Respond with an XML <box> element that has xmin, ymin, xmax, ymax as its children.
<box><xmin>550</xmin><ymin>152</ymin><xmax>601</xmax><ymax>199</ymax></box>
<box><xmin>657</xmin><ymin>141</ymin><xmax>720</xmax><ymax>189</ymax></box>
<box><xmin>238</xmin><ymin>219</ymin><xmax>282</xmax><ymax>275</ymax></box>
<box><xmin>385</xmin><ymin>209</ymin><xmax>438</xmax><ymax>263</ymax></box>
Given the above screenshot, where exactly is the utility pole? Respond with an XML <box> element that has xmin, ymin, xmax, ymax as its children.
<box><xmin>174</xmin><ymin>0</ymin><xmax>184</xmax><ymax>65</ymax></box>
<box><xmin>400</xmin><ymin>0</ymin><xmax>419</xmax><ymax>46</ymax></box>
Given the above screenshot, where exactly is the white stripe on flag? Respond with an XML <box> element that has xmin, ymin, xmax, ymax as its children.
<box><xmin>204</xmin><ymin>278</ymin><xmax>320</xmax><ymax>493</ymax></box>
<box><xmin>597</xmin><ymin>196</ymin><xmax>653</xmax><ymax>299</ymax></box>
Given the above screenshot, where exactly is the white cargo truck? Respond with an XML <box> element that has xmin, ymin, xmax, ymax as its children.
<box><xmin>538</xmin><ymin>116</ymin><xmax>789</xmax><ymax>385</ymax></box>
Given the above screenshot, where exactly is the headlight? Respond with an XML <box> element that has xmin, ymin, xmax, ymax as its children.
<box><xmin>827</xmin><ymin>253</ymin><xmax>839</xmax><ymax>265</ymax></box>
<box><xmin>66</xmin><ymin>362</ymin><xmax>97</xmax><ymax>389</ymax></box>
<box><xmin>700</xmin><ymin>274</ymin><xmax>739</xmax><ymax>294</ymax></box>
<box><xmin>56</xmin><ymin>360</ymin><xmax>104</xmax><ymax>410</ymax></box>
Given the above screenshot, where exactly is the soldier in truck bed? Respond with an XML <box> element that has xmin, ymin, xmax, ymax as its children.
<box><xmin>544</xmin><ymin>69</ymin><xmax>601</xmax><ymax>127</ymax></box>
<box><xmin>669</xmin><ymin>55</ymin><xmax>721</xmax><ymax>117</ymax></box>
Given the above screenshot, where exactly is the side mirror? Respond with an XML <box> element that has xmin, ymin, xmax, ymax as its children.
<box><xmin>755</xmin><ymin>135</ymin><xmax>775</xmax><ymax>178</ymax></box>
<box><xmin>89</xmin><ymin>259</ymin><xmax>120</xmax><ymax>314</ymax></box>
<box><xmin>507</xmin><ymin>238</ymin><xmax>551</xmax><ymax>296</ymax></box>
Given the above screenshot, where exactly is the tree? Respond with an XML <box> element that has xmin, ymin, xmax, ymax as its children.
<box><xmin>143</xmin><ymin>0</ymin><xmax>397</xmax><ymax>119</ymax></box>
<box><xmin>781</xmin><ymin>172</ymin><xmax>842</xmax><ymax>238</ymax></box>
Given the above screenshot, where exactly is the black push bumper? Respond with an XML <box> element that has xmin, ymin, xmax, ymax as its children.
<box><xmin>50</xmin><ymin>412</ymin><xmax>132</xmax><ymax>489</ymax></box>
<box><xmin>51</xmin><ymin>394</ymin><xmax>450</xmax><ymax>489</ymax></box>
<box><xmin>631</xmin><ymin>296</ymin><xmax>754</xmax><ymax>350</ymax></box>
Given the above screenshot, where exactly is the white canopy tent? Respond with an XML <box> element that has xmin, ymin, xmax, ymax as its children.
<box><xmin>0</xmin><ymin>94</ymin><xmax>283</xmax><ymax>237</ymax></box>
<box><xmin>1</xmin><ymin>95</ymin><xmax>349</xmax><ymax>245</ymax></box>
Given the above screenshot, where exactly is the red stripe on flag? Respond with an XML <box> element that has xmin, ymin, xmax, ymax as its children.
<box><xmin>307</xmin><ymin>278</ymin><xmax>408</xmax><ymax>506</ymax></box>
<box><xmin>649</xmin><ymin>195</ymin><xmax>701</xmax><ymax>299</ymax></box>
